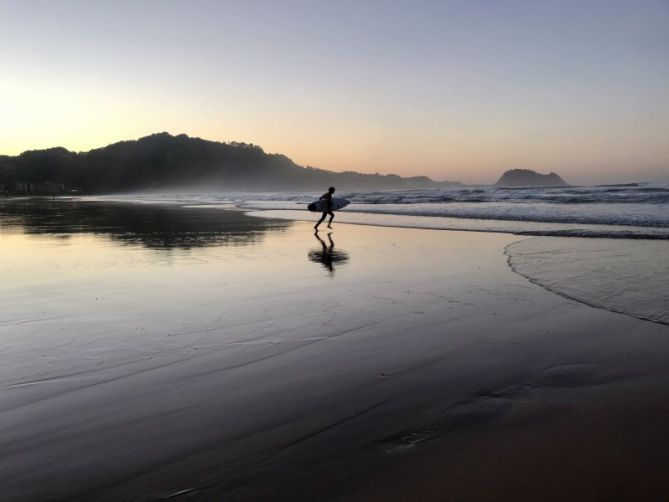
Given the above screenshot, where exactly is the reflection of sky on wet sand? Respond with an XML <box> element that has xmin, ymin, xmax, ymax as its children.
<box><xmin>0</xmin><ymin>199</ymin><xmax>516</xmax><ymax>293</ymax></box>
<box><xmin>0</xmin><ymin>199</ymin><xmax>291</xmax><ymax>250</ymax></box>
<box><xmin>0</xmin><ymin>200</ymin><xmax>518</xmax><ymax>330</ymax></box>
<box><xmin>9</xmin><ymin>201</ymin><xmax>669</xmax><ymax>501</ymax></box>
<box><xmin>1</xmin><ymin>207</ymin><xmax>522</xmax><ymax>409</ymax></box>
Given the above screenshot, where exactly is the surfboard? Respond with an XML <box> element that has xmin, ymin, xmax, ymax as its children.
<box><xmin>307</xmin><ymin>197</ymin><xmax>350</xmax><ymax>212</ymax></box>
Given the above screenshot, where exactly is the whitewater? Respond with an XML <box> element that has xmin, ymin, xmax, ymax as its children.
<box><xmin>88</xmin><ymin>183</ymin><xmax>669</xmax><ymax>239</ymax></box>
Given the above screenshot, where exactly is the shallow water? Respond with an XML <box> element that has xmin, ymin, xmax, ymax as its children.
<box><xmin>506</xmin><ymin>237</ymin><xmax>669</xmax><ymax>325</ymax></box>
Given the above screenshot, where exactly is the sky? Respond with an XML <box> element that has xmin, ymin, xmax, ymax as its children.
<box><xmin>1</xmin><ymin>0</ymin><xmax>668</xmax><ymax>184</ymax></box>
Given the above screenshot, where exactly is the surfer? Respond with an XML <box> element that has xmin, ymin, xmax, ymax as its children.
<box><xmin>314</xmin><ymin>186</ymin><xmax>336</xmax><ymax>231</ymax></box>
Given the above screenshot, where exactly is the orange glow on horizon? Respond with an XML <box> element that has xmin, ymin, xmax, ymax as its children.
<box><xmin>1</xmin><ymin>76</ymin><xmax>667</xmax><ymax>185</ymax></box>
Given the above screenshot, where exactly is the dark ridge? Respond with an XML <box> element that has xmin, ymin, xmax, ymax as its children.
<box><xmin>0</xmin><ymin>133</ymin><xmax>462</xmax><ymax>194</ymax></box>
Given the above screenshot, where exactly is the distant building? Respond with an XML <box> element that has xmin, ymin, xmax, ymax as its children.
<box><xmin>29</xmin><ymin>181</ymin><xmax>66</xmax><ymax>194</ymax></box>
<box><xmin>13</xmin><ymin>181</ymin><xmax>29</xmax><ymax>193</ymax></box>
<box><xmin>7</xmin><ymin>180</ymin><xmax>65</xmax><ymax>194</ymax></box>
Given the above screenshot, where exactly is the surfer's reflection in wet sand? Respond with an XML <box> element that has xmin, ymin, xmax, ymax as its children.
<box><xmin>308</xmin><ymin>232</ymin><xmax>349</xmax><ymax>276</ymax></box>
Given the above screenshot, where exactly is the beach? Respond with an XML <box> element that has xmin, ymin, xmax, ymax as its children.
<box><xmin>1</xmin><ymin>199</ymin><xmax>669</xmax><ymax>501</ymax></box>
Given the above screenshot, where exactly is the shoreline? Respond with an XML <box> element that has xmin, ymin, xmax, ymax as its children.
<box><xmin>242</xmin><ymin>208</ymin><xmax>669</xmax><ymax>240</ymax></box>
<box><xmin>505</xmin><ymin>240</ymin><xmax>669</xmax><ymax>327</ymax></box>
<box><xmin>1</xmin><ymin>203</ymin><xmax>668</xmax><ymax>501</ymax></box>
<box><xmin>8</xmin><ymin>194</ymin><xmax>667</xmax><ymax>238</ymax></box>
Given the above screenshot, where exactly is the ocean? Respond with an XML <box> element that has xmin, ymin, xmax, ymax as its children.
<box><xmin>87</xmin><ymin>183</ymin><xmax>669</xmax><ymax>239</ymax></box>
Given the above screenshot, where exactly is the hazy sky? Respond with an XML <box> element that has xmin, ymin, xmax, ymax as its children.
<box><xmin>1</xmin><ymin>0</ymin><xmax>668</xmax><ymax>183</ymax></box>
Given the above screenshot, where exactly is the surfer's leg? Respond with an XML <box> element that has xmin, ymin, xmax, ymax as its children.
<box><xmin>327</xmin><ymin>211</ymin><xmax>334</xmax><ymax>228</ymax></box>
<box><xmin>315</xmin><ymin>212</ymin><xmax>327</xmax><ymax>230</ymax></box>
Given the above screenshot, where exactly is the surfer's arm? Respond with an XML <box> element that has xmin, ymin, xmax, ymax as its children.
<box><xmin>319</xmin><ymin>193</ymin><xmax>333</xmax><ymax>209</ymax></box>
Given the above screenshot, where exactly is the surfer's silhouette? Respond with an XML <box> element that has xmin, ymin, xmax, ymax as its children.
<box><xmin>314</xmin><ymin>186</ymin><xmax>336</xmax><ymax>231</ymax></box>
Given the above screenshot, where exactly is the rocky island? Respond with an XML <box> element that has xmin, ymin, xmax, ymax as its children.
<box><xmin>496</xmin><ymin>168</ymin><xmax>568</xmax><ymax>187</ymax></box>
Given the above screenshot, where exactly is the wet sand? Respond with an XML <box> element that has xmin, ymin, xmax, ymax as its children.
<box><xmin>1</xmin><ymin>201</ymin><xmax>668</xmax><ymax>501</ymax></box>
